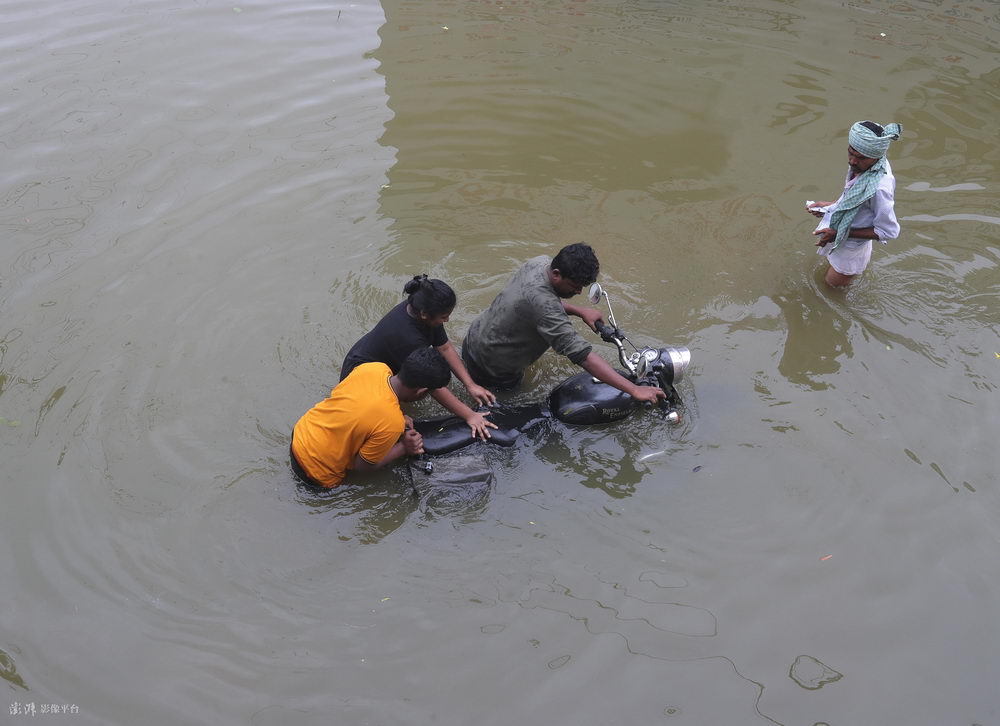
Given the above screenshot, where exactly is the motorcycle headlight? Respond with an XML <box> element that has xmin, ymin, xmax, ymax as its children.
<box><xmin>657</xmin><ymin>346</ymin><xmax>691</xmax><ymax>384</ymax></box>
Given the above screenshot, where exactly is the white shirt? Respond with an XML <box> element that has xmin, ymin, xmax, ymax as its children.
<box><xmin>815</xmin><ymin>159</ymin><xmax>899</xmax><ymax>249</ymax></box>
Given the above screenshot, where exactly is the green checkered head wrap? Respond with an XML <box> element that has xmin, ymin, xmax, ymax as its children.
<box><xmin>848</xmin><ymin>120</ymin><xmax>902</xmax><ymax>159</ymax></box>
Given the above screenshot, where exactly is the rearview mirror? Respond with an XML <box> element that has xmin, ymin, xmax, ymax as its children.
<box><xmin>588</xmin><ymin>283</ymin><xmax>604</xmax><ymax>305</ymax></box>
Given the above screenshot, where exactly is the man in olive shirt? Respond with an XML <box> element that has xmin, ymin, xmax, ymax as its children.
<box><xmin>462</xmin><ymin>243</ymin><xmax>663</xmax><ymax>405</ymax></box>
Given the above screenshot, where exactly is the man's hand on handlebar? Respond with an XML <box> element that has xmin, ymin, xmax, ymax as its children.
<box><xmin>594</xmin><ymin>318</ymin><xmax>617</xmax><ymax>342</ymax></box>
<box><xmin>630</xmin><ymin>385</ymin><xmax>666</xmax><ymax>405</ymax></box>
<box><xmin>576</xmin><ymin>306</ymin><xmax>604</xmax><ymax>333</ymax></box>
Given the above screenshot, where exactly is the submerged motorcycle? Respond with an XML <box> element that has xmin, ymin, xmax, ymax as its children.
<box><xmin>413</xmin><ymin>283</ymin><xmax>692</xmax><ymax>459</ymax></box>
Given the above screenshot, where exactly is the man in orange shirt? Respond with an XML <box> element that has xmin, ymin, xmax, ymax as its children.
<box><xmin>291</xmin><ymin>347</ymin><xmax>451</xmax><ymax>488</ymax></box>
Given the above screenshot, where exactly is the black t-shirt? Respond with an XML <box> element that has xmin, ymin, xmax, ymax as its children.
<box><xmin>340</xmin><ymin>301</ymin><xmax>448</xmax><ymax>380</ymax></box>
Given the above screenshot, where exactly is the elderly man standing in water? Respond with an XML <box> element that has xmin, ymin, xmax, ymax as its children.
<box><xmin>461</xmin><ymin>242</ymin><xmax>664</xmax><ymax>405</ymax></box>
<box><xmin>808</xmin><ymin>120</ymin><xmax>902</xmax><ymax>287</ymax></box>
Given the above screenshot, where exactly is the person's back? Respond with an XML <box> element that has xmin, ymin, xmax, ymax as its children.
<box><xmin>463</xmin><ymin>255</ymin><xmax>592</xmax><ymax>385</ymax></box>
<box><xmin>460</xmin><ymin>243</ymin><xmax>665</xmax><ymax>407</ymax></box>
<box><xmin>292</xmin><ymin>362</ymin><xmax>404</xmax><ymax>488</ymax></box>
<box><xmin>340</xmin><ymin>299</ymin><xmax>447</xmax><ymax>380</ymax></box>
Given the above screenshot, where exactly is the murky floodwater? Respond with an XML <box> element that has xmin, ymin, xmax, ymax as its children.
<box><xmin>2</xmin><ymin>0</ymin><xmax>998</xmax><ymax>723</ymax></box>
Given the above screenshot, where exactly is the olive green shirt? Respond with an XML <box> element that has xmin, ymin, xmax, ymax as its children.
<box><xmin>463</xmin><ymin>256</ymin><xmax>593</xmax><ymax>379</ymax></box>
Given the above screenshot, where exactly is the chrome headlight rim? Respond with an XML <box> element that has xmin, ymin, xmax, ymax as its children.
<box><xmin>659</xmin><ymin>346</ymin><xmax>691</xmax><ymax>384</ymax></box>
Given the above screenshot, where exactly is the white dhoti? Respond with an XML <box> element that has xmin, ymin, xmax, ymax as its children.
<box><xmin>817</xmin><ymin>238</ymin><xmax>873</xmax><ymax>276</ymax></box>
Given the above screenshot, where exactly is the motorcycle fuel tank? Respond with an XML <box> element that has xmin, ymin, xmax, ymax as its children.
<box><xmin>549</xmin><ymin>371</ymin><xmax>637</xmax><ymax>425</ymax></box>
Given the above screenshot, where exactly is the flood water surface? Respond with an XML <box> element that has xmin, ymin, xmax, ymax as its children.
<box><xmin>2</xmin><ymin>0</ymin><xmax>998</xmax><ymax>724</ymax></box>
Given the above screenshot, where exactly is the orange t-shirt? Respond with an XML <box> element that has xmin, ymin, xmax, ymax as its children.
<box><xmin>291</xmin><ymin>362</ymin><xmax>404</xmax><ymax>488</ymax></box>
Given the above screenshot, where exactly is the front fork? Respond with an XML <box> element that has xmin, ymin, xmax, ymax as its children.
<box><xmin>600</xmin><ymin>325</ymin><xmax>683</xmax><ymax>424</ymax></box>
<box><xmin>641</xmin><ymin>373</ymin><xmax>682</xmax><ymax>424</ymax></box>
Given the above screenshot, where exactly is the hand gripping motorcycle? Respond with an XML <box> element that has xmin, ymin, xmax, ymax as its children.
<box><xmin>413</xmin><ymin>283</ymin><xmax>693</xmax><ymax>458</ymax></box>
<box><xmin>549</xmin><ymin>283</ymin><xmax>690</xmax><ymax>425</ymax></box>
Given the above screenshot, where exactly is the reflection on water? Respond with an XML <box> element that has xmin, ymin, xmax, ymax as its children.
<box><xmin>0</xmin><ymin>647</ymin><xmax>28</xmax><ymax>691</ymax></box>
<box><xmin>536</xmin><ymin>421</ymin><xmax>667</xmax><ymax>498</ymax></box>
<box><xmin>293</xmin><ymin>449</ymin><xmax>499</xmax><ymax>541</ymax></box>
<box><xmin>295</xmin><ymin>471</ymin><xmax>418</xmax><ymax>544</ymax></box>
<box><xmin>773</xmin><ymin>288</ymin><xmax>853</xmax><ymax>390</ymax></box>
<box><xmin>410</xmin><ymin>451</ymin><xmax>495</xmax><ymax>522</ymax></box>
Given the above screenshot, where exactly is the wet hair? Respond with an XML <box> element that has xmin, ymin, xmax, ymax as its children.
<box><xmin>398</xmin><ymin>347</ymin><xmax>451</xmax><ymax>390</ymax></box>
<box><xmin>403</xmin><ymin>275</ymin><xmax>457</xmax><ymax>318</ymax></box>
<box><xmin>551</xmin><ymin>243</ymin><xmax>600</xmax><ymax>285</ymax></box>
<box><xmin>860</xmin><ymin>121</ymin><xmax>884</xmax><ymax>136</ymax></box>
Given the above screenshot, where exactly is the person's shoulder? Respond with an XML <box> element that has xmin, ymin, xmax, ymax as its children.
<box><xmin>384</xmin><ymin>299</ymin><xmax>410</xmax><ymax>320</ymax></box>
<box><xmin>511</xmin><ymin>255</ymin><xmax>547</xmax><ymax>276</ymax></box>
<box><xmin>380</xmin><ymin>301</ymin><xmax>425</xmax><ymax>337</ymax></box>
<box><xmin>877</xmin><ymin>167</ymin><xmax>896</xmax><ymax>193</ymax></box>
<box><xmin>509</xmin><ymin>257</ymin><xmax>551</xmax><ymax>295</ymax></box>
<box><xmin>520</xmin><ymin>255</ymin><xmax>553</xmax><ymax>281</ymax></box>
<box><xmin>349</xmin><ymin>361</ymin><xmax>392</xmax><ymax>384</ymax></box>
<box><xmin>344</xmin><ymin>363</ymin><xmax>399</xmax><ymax>415</ymax></box>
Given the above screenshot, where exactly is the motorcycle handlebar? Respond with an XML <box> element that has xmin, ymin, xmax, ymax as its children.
<box><xmin>594</xmin><ymin>319</ymin><xmax>617</xmax><ymax>342</ymax></box>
